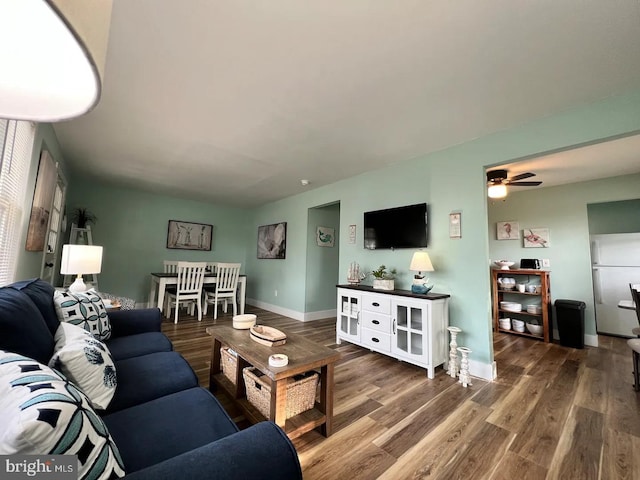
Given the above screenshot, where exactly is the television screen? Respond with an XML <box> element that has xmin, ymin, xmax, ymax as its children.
<box><xmin>364</xmin><ymin>203</ymin><xmax>428</xmax><ymax>250</ymax></box>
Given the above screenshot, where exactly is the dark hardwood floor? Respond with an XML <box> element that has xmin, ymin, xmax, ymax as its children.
<box><xmin>162</xmin><ymin>306</ymin><xmax>640</xmax><ymax>480</ymax></box>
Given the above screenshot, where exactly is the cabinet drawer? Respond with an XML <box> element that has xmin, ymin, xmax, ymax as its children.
<box><xmin>361</xmin><ymin>328</ymin><xmax>391</xmax><ymax>352</ymax></box>
<box><xmin>362</xmin><ymin>311</ymin><xmax>391</xmax><ymax>333</ymax></box>
<box><xmin>361</xmin><ymin>293</ymin><xmax>391</xmax><ymax>314</ymax></box>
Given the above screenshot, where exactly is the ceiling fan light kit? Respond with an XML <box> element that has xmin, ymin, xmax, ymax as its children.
<box><xmin>486</xmin><ymin>169</ymin><xmax>542</xmax><ymax>198</ymax></box>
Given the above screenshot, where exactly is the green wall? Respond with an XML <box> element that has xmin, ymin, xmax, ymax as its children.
<box><xmin>15</xmin><ymin>124</ymin><xmax>69</xmax><ymax>282</ymax></box>
<box><xmin>14</xmin><ymin>89</ymin><xmax>640</xmax><ymax>379</ymax></box>
<box><xmin>587</xmin><ymin>199</ymin><xmax>640</xmax><ymax>234</ymax></box>
<box><xmin>64</xmin><ymin>182</ymin><xmax>251</xmax><ymax>302</ymax></box>
<box><xmin>488</xmin><ymin>174</ymin><xmax>640</xmax><ymax>342</ymax></box>
<box><xmin>305</xmin><ymin>203</ymin><xmax>340</xmax><ymax>315</ymax></box>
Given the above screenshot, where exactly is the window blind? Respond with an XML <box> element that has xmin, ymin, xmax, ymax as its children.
<box><xmin>0</xmin><ymin>120</ymin><xmax>35</xmax><ymax>286</ymax></box>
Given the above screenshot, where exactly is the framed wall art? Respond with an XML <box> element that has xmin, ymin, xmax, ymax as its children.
<box><xmin>496</xmin><ymin>221</ymin><xmax>520</xmax><ymax>240</ymax></box>
<box><xmin>449</xmin><ymin>212</ymin><xmax>461</xmax><ymax>239</ymax></box>
<box><xmin>523</xmin><ymin>228</ymin><xmax>550</xmax><ymax>248</ymax></box>
<box><xmin>25</xmin><ymin>150</ymin><xmax>57</xmax><ymax>251</ymax></box>
<box><xmin>166</xmin><ymin>220</ymin><xmax>213</xmax><ymax>250</ymax></box>
<box><xmin>316</xmin><ymin>226</ymin><xmax>335</xmax><ymax>247</ymax></box>
<box><xmin>257</xmin><ymin>222</ymin><xmax>287</xmax><ymax>259</ymax></box>
<box><xmin>348</xmin><ymin>224</ymin><xmax>356</xmax><ymax>244</ymax></box>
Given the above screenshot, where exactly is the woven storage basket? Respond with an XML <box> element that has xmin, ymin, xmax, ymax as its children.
<box><xmin>220</xmin><ymin>347</ymin><xmax>238</xmax><ymax>384</ymax></box>
<box><xmin>243</xmin><ymin>367</ymin><xmax>318</xmax><ymax>420</ymax></box>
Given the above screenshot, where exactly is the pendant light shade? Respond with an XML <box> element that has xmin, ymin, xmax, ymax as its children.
<box><xmin>0</xmin><ymin>0</ymin><xmax>113</xmax><ymax>122</ymax></box>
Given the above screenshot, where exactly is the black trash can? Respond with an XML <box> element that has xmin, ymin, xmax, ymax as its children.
<box><xmin>554</xmin><ymin>299</ymin><xmax>586</xmax><ymax>349</ymax></box>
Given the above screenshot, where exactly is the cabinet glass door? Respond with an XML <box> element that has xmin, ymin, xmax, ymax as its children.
<box><xmin>392</xmin><ymin>300</ymin><xmax>427</xmax><ymax>362</ymax></box>
<box><xmin>338</xmin><ymin>292</ymin><xmax>360</xmax><ymax>341</ymax></box>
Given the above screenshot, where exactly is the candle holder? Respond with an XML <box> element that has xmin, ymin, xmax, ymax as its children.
<box><xmin>447</xmin><ymin>326</ymin><xmax>462</xmax><ymax>378</ymax></box>
<box><xmin>457</xmin><ymin>346</ymin><xmax>472</xmax><ymax>388</ymax></box>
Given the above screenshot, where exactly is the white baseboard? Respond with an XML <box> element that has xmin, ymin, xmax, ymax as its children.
<box><xmin>246</xmin><ymin>298</ymin><xmax>335</xmax><ymax>322</ymax></box>
<box><xmin>469</xmin><ymin>359</ymin><xmax>496</xmax><ymax>381</ymax></box>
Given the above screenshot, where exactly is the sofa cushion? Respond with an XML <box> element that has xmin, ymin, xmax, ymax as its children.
<box><xmin>106</xmin><ymin>351</ymin><xmax>198</xmax><ymax>413</ymax></box>
<box><xmin>10</xmin><ymin>278</ymin><xmax>59</xmax><ymax>336</ymax></box>
<box><xmin>0</xmin><ymin>287</ymin><xmax>54</xmax><ymax>364</ymax></box>
<box><xmin>103</xmin><ymin>387</ymin><xmax>238</xmax><ymax>473</ymax></box>
<box><xmin>49</xmin><ymin>323</ymin><xmax>117</xmax><ymax>410</ymax></box>
<box><xmin>0</xmin><ymin>351</ymin><xmax>125</xmax><ymax>479</ymax></box>
<box><xmin>106</xmin><ymin>332</ymin><xmax>173</xmax><ymax>361</ymax></box>
<box><xmin>54</xmin><ymin>289</ymin><xmax>112</xmax><ymax>341</ymax></box>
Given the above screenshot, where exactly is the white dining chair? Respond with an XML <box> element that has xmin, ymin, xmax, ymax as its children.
<box><xmin>165</xmin><ymin>261</ymin><xmax>207</xmax><ymax>324</ymax></box>
<box><xmin>163</xmin><ymin>260</ymin><xmax>179</xmax><ymax>273</ymax></box>
<box><xmin>203</xmin><ymin>263</ymin><xmax>241</xmax><ymax>319</ymax></box>
<box><xmin>206</xmin><ymin>262</ymin><xmax>218</xmax><ymax>274</ymax></box>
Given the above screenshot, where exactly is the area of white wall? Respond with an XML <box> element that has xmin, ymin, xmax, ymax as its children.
<box><xmin>488</xmin><ymin>173</ymin><xmax>640</xmax><ymax>344</ymax></box>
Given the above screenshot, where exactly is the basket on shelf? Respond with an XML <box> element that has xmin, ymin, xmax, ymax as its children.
<box><xmin>242</xmin><ymin>367</ymin><xmax>318</xmax><ymax>420</ymax></box>
<box><xmin>220</xmin><ymin>346</ymin><xmax>238</xmax><ymax>384</ymax></box>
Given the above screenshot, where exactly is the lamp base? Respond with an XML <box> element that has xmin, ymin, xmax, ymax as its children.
<box><xmin>68</xmin><ymin>276</ymin><xmax>87</xmax><ymax>293</ymax></box>
<box><xmin>411</xmin><ymin>284</ymin><xmax>432</xmax><ymax>295</ymax></box>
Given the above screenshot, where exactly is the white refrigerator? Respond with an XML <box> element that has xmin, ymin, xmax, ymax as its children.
<box><xmin>591</xmin><ymin>233</ymin><xmax>640</xmax><ymax>337</ymax></box>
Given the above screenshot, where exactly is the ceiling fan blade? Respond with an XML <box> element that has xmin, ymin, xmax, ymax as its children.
<box><xmin>509</xmin><ymin>181</ymin><xmax>542</xmax><ymax>186</ymax></box>
<box><xmin>508</xmin><ymin>172</ymin><xmax>536</xmax><ymax>181</ymax></box>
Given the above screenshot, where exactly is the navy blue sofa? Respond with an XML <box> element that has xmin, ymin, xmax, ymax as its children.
<box><xmin>0</xmin><ymin>279</ymin><xmax>302</xmax><ymax>480</ymax></box>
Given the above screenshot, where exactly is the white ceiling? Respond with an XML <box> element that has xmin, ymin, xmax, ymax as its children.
<box><xmin>52</xmin><ymin>1</ymin><xmax>640</xmax><ymax>207</ymax></box>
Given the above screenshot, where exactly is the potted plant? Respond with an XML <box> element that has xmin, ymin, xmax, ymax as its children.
<box><xmin>70</xmin><ymin>207</ymin><xmax>97</xmax><ymax>229</ymax></box>
<box><xmin>371</xmin><ymin>265</ymin><xmax>397</xmax><ymax>290</ymax></box>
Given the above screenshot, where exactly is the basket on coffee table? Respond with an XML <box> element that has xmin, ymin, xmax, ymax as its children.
<box><xmin>220</xmin><ymin>346</ymin><xmax>238</xmax><ymax>384</ymax></box>
<box><xmin>243</xmin><ymin>367</ymin><xmax>318</xmax><ymax>420</ymax></box>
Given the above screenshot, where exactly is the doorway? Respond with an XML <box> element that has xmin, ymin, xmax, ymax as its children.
<box><xmin>304</xmin><ymin>202</ymin><xmax>340</xmax><ymax>321</ymax></box>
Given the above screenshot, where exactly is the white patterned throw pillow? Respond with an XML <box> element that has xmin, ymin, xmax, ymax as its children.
<box><xmin>0</xmin><ymin>351</ymin><xmax>125</xmax><ymax>479</ymax></box>
<box><xmin>49</xmin><ymin>323</ymin><xmax>117</xmax><ymax>410</ymax></box>
<box><xmin>54</xmin><ymin>289</ymin><xmax>112</xmax><ymax>341</ymax></box>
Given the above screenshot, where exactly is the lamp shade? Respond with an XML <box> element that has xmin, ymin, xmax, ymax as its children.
<box><xmin>60</xmin><ymin>244</ymin><xmax>103</xmax><ymax>275</ymax></box>
<box><xmin>488</xmin><ymin>184</ymin><xmax>507</xmax><ymax>199</ymax></box>
<box><xmin>410</xmin><ymin>252</ymin><xmax>434</xmax><ymax>272</ymax></box>
<box><xmin>0</xmin><ymin>0</ymin><xmax>113</xmax><ymax>121</ymax></box>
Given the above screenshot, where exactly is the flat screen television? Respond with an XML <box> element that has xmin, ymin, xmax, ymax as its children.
<box><xmin>364</xmin><ymin>203</ymin><xmax>428</xmax><ymax>250</ymax></box>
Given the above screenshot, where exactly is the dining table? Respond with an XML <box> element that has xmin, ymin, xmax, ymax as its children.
<box><xmin>149</xmin><ymin>272</ymin><xmax>247</xmax><ymax>315</ymax></box>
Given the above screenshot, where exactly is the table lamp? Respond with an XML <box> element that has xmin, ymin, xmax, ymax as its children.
<box><xmin>409</xmin><ymin>251</ymin><xmax>434</xmax><ymax>294</ymax></box>
<box><xmin>60</xmin><ymin>244</ymin><xmax>103</xmax><ymax>293</ymax></box>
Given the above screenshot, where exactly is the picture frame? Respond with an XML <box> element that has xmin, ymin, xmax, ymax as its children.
<box><xmin>257</xmin><ymin>222</ymin><xmax>287</xmax><ymax>259</ymax></box>
<box><xmin>496</xmin><ymin>221</ymin><xmax>520</xmax><ymax>240</ymax></box>
<box><xmin>449</xmin><ymin>212</ymin><xmax>461</xmax><ymax>239</ymax></box>
<box><xmin>348</xmin><ymin>224</ymin><xmax>356</xmax><ymax>244</ymax></box>
<box><xmin>166</xmin><ymin>220</ymin><xmax>213</xmax><ymax>250</ymax></box>
<box><xmin>523</xmin><ymin>227</ymin><xmax>550</xmax><ymax>248</ymax></box>
<box><xmin>316</xmin><ymin>226</ymin><xmax>335</xmax><ymax>247</ymax></box>
<box><xmin>25</xmin><ymin>150</ymin><xmax>57</xmax><ymax>251</ymax></box>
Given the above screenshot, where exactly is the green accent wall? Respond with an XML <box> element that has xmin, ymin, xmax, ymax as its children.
<box><xmin>64</xmin><ymin>182</ymin><xmax>250</xmax><ymax>302</ymax></box>
<box><xmin>587</xmin><ymin>199</ymin><xmax>640</xmax><ymax>234</ymax></box>
<box><xmin>15</xmin><ymin>124</ymin><xmax>69</xmax><ymax>283</ymax></box>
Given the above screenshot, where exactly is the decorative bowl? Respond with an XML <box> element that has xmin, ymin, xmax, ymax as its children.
<box><xmin>495</xmin><ymin>260</ymin><xmax>515</xmax><ymax>270</ymax></box>
<box><xmin>526</xmin><ymin>305</ymin><xmax>542</xmax><ymax>314</ymax></box>
<box><xmin>233</xmin><ymin>314</ymin><xmax>257</xmax><ymax>329</ymax></box>
<box><xmin>512</xmin><ymin>319</ymin><xmax>525</xmax><ymax>328</ymax></box>
<box><xmin>526</xmin><ymin>323</ymin><xmax>543</xmax><ymax>336</ymax></box>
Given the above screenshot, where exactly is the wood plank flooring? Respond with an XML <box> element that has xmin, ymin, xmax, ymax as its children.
<box><xmin>162</xmin><ymin>306</ymin><xmax>640</xmax><ymax>480</ymax></box>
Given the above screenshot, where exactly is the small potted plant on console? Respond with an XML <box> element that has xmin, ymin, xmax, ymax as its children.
<box><xmin>371</xmin><ymin>265</ymin><xmax>397</xmax><ymax>290</ymax></box>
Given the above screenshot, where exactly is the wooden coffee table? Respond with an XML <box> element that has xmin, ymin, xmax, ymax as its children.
<box><xmin>206</xmin><ymin>325</ymin><xmax>340</xmax><ymax>439</ymax></box>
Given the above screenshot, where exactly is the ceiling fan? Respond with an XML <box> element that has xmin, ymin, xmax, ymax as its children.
<box><xmin>487</xmin><ymin>169</ymin><xmax>542</xmax><ymax>198</ymax></box>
